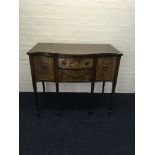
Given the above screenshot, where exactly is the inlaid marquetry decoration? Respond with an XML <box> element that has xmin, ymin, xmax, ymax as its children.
<box><xmin>58</xmin><ymin>69</ymin><xmax>93</xmax><ymax>82</ymax></box>
<box><xmin>58</xmin><ymin>57</ymin><xmax>93</xmax><ymax>69</ymax></box>
<box><xmin>27</xmin><ymin>43</ymin><xmax>123</xmax><ymax>115</ymax></box>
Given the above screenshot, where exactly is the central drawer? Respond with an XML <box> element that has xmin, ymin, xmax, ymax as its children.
<box><xmin>58</xmin><ymin>69</ymin><xmax>93</xmax><ymax>82</ymax></box>
<box><xmin>58</xmin><ymin>57</ymin><xmax>93</xmax><ymax>69</ymax></box>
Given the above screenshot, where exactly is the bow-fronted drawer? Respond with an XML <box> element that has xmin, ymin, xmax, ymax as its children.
<box><xmin>58</xmin><ymin>57</ymin><xmax>93</xmax><ymax>69</ymax></box>
<box><xmin>58</xmin><ymin>69</ymin><xmax>93</xmax><ymax>82</ymax></box>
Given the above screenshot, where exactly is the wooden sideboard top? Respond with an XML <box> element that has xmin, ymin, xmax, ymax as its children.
<box><xmin>27</xmin><ymin>43</ymin><xmax>123</xmax><ymax>56</ymax></box>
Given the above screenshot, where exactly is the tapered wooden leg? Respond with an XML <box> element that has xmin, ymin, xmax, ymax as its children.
<box><xmin>32</xmin><ymin>82</ymin><xmax>40</xmax><ymax>115</ymax></box>
<box><xmin>42</xmin><ymin>81</ymin><xmax>45</xmax><ymax>94</ymax></box>
<box><xmin>102</xmin><ymin>81</ymin><xmax>105</xmax><ymax>93</ymax></box>
<box><xmin>109</xmin><ymin>82</ymin><xmax>116</xmax><ymax>115</ymax></box>
<box><xmin>89</xmin><ymin>82</ymin><xmax>95</xmax><ymax>115</ymax></box>
<box><xmin>56</xmin><ymin>82</ymin><xmax>61</xmax><ymax>116</ymax></box>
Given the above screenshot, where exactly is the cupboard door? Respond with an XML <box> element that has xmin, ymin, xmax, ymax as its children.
<box><xmin>96</xmin><ymin>57</ymin><xmax>117</xmax><ymax>81</ymax></box>
<box><xmin>32</xmin><ymin>56</ymin><xmax>54</xmax><ymax>81</ymax></box>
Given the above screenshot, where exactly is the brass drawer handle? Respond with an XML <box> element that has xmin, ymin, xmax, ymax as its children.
<box><xmin>103</xmin><ymin>64</ymin><xmax>108</xmax><ymax>69</ymax></box>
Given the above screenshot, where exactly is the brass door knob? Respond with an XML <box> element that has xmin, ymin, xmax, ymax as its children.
<box><xmin>103</xmin><ymin>64</ymin><xmax>108</xmax><ymax>69</ymax></box>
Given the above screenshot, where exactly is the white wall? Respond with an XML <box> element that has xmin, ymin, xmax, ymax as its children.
<box><xmin>19</xmin><ymin>0</ymin><xmax>134</xmax><ymax>93</ymax></box>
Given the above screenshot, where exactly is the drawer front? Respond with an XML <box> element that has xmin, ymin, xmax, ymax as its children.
<box><xmin>32</xmin><ymin>56</ymin><xmax>54</xmax><ymax>81</ymax></box>
<box><xmin>58</xmin><ymin>69</ymin><xmax>93</xmax><ymax>82</ymax></box>
<box><xmin>96</xmin><ymin>57</ymin><xmax>117</xmax><ymax>81</ymax></box>
<box><xmin>58</xmin><ymin>57</ymin><xmax>93</xmax><ymax>69</ymax></box>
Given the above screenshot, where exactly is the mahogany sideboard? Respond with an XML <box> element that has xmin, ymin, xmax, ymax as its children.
<box><xmin>27</xmin><ymin>43</ymin><xmax>123</xmax><ymax>115</ymax></box>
